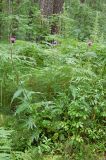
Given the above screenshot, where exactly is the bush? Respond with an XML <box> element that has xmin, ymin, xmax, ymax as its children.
<box><xmin>9</xmin><ymin>40</ymin><xmax>106</xmax><ymax>159</ymax></box>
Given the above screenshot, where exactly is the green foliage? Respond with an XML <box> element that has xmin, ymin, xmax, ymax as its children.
<box><xmin>0</xmin><ymin>127</ymin><xmax>12</xmax><ymax>160</ymax></box>
<box><xmin>65</xmin><ymin>0</ymin><xmax>106</xmax><ymax>40</ymax></box>
<box><xmin>0</xmin><ymin>39</ymin><xmax>104</xmax><ymax>159</ymax></box>
<box><xmin>0</xmin><ymin>0</ymin><xmax>106</xmax><ymax>159</ymax></box>
<box><xmin>1</xmin><ymin>0</ymin><xmax>106</xmax><ymax>41</ymax></box>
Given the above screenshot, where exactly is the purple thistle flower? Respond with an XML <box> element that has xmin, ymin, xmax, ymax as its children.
<box><xmin>88</xmin><ymin>40</ymin><xmax>93</xmax><ymax>47</ymax></box>
<box><xmin>10</xmin><ymin>36</ymin><xmax>16</xmax><ymax>43</ymax></box>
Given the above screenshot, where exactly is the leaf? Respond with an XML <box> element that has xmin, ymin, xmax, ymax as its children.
<box><xmin>25</xmin><ymin>117</ymin><xmax>36</xmax><ymax>130</ymax></box>
<box><xmin>84</xmin><ymin>52</ymin><xmax>97</xmax><ymax>58</ymax></box>
<box><xmin>15</xmin><ymin>102</ymin><xmax>29</xmax><ymax>115</ymax></box>
<box><xmin>69</xmin><ymin>85</ymin><xmax>77</xmax><ymax>100</ymax></box>
<box><xmin>66</xmin><ymin>57</ymin><xmax>77</xmax><ymax>65</ymax></box>
<box><xmin>11</xmin><ymin>88</ymin><xmax>23</xmax><ymax>104</ymax></box>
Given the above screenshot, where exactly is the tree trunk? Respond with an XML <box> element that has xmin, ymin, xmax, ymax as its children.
<box><xmin>53</xmin><ymin>0</ymin><xmax>64</xmax><ymax>14</ymax></box>
<box><xmin>40</xmin><ymin>0</ymin><xmax>64</xmax><ymax>34</ymax></box>
<box><xmin>0</xmin><ymin>0</ymin><xmax>2</xmax><ymax>39</ymax></box>
<box><xmin>40</xmin><ymin>0</ymin><xmax>54</xmax><ymax>17</ymax></box>
<box><xmin>80</xmin><ymin>0</ymin><xmax>85</xmax><ymax>3</ymax></box>
<box><xmin>51</xmin><ymin>0</ymin><xmax>64</xmax><ymax>34</ymax></box>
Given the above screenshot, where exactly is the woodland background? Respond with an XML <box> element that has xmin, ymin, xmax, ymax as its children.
<box><xmin>0</xmin><ymin>0</ymin><xmax>106</xmax><ymax>160</ymax></box>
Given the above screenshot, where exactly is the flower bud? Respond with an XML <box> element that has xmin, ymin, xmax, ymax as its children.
<box><xmin>10</xmin><ymin>36</ymin><xmax>16</xmax><ymax>43</ymax></box>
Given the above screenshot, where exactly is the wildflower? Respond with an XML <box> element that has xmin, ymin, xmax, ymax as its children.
<box><xmin>88</xmin><ymin>40</ymin><xmax>93</xmax><ymax>47</ymax></box>
<box><xmin>10</xmin><ymin>36</ymin><xmax>16</xmax><ymax>43</ymax></box>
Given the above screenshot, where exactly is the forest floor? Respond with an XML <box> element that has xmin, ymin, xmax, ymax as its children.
<box><xmin>0</xmin><ymin>111</ymin><xmax>105</xmax><ymax>159</ymax></box>
<box><xmin>0</xmin><ymin>127</ymin><xmax>12</xmax><ymax>160</ymax></box>
<box><xmin>0</xmin><ymin>115</ymin><xmax>61</xmax><ymax>160</ymax></box>
<box><xmin>0</xmin><ymin>40</ymin><xmax>106</xmax><ymax>160</ymax></box>
<box><xmin>0</xmin><ymin>128</ymin><xmax>61</xmax><ymax>160</ymax></box>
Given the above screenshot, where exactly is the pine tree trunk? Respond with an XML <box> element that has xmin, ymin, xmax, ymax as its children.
<box><xmin>51</xmin><ymin>0</ymin><xmax>64</xmax><ymax>34</ymax></box>
<box><xmin>53</xmin><ymin>0</ymin><xmax>64</xmax><ymax>14</ymax></box>
<box><xmin>40</xmin><ymin>0</ymin><xmax>64</xmax><ymax>34</ymax></box>
<box><xmin>40</xmin><ymin>0</ymin><xmax>54</xmax><ymax>17</ymax></box>
<box><xmin>0</xmin><ymin>0</ymin><xmax>2</xmax><ymax>39</ymax></box>
<box><xmin>80</xmin><ymin>0</ymin><xmax>85</xmax><ymax>3</ymax></box>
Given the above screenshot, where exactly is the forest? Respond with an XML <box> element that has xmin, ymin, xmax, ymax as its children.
<box><xmin>0</xmin><ymin>0</ymin><xmax>106</xmax><ymax>160</ymax></box>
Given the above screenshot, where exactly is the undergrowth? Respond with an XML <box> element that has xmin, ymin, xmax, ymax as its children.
<box><xmin>0</xmin><ymin>39</ymin><xmax>106</xmax><ymax>160</ymax></box>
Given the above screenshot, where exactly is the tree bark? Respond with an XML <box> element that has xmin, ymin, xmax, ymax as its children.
<box><xmin>40</xmin><ymin>0</ymin><xmax>64</xmax><ymax>34</ymax></box>
<box><xmin>51</xmin><ymin>0</ymin><xmax>64</xmax><ymax>34</ymax></box>
<box><xmin>40</xmin><ymin>0</ymin><xmax>64</xmax><ymax>16</ymax></box>
<box><xmin>80</xmin><ymin>0</ymin><xmax>85</xmax><ymax>3</ymax></box>
<box><xmin>0</xmin><ymin>0</ymin><xmax>2</xmax><ymax>39</ymax></box>
<box><xmin>53</xmin><ymin>0</ymin><xmax>64</xmax><ymax>14</ymax></box>
<box><xmin>40</xmin><ymin>0</ymin><xmax>54</xmax><ymax>17</ymax></box>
